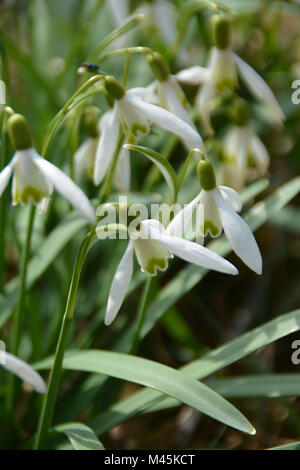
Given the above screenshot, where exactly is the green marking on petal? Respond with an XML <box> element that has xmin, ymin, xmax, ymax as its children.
<box><xmin>20</xmin><ymin>186</ymin><xmax>44</xmax><ymax>204</ymax></box>
<box><xmin>131</xmin><ymin>123</ymin><xmax>148</xmax><ymax>137</ymax></box>
<box><xmin>143</xmin><ymin>257</ymin><xmax>168</xmax><ymax>276</ymax></box>
<box><xmin>203</xmin><ymin>219</ymin><xmax>221</xmax><ymax>238</ymax></box>
<box><xmin>215</xmin><ymin>78</ymin><xmax>236</xmax><ymax>92</ymax></box>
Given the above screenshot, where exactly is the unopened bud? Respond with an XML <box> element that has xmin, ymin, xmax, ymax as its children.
<box><xmin>147</xmin><ymin>52</ymin><xmax>170</xmax><ymax>82</ymax></box>
<box><xmin>104</xmin><ymin>76</ymin><xmax>125</xmax><ymax>100</ymax></box>
<box><xmin>212</xmin><ymin>15</ymin><xmax>231</xmax><ymax>50</ymax></box>
<box><xmin>197</xmin><ymin>160</ymin><xmax>216</xmax><ymax>191</ymax></box>
<box><xmin>7</xmin><ymin>114</ymin><xmax>33</xmax><ymax>150</ymax></box>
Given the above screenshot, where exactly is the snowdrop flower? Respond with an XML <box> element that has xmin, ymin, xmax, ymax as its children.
<box><xmin>0</xmin><ymin>114</ymin><xmax>96</xmax><ymax>222</ymax></box>
<box><xmin>219</xmin><ymin>99</ymin><xmax>270</xmax><ymax>191</ymax></box>
<box><xmin>74</xmin><ymin>107</ymin><xmax>130</xmax><ymax>192</ymax></box>
<box><xmin>0</xmin><ymin>350</ymin><xmax>46</xmax><ymax>394</ymax></box>
<box><xmin>147</xmin><ymin>52</ymin><xmax>196</xmax><ymax>129</ymax></box>
<box><xmin>136</xmin><ymin>0</ymin><xmax>178</xmax><ymax>46</ymax></box>
<box><xmin>97</xmin><ymin>217</ymin><xmax>238</xmax><ymax>325</ymax></box>
<box><xmin>175</xmin><ymin>15</ymin><xmax>284</xmax><ymax>135</ymax></box>
<box><xmin>94</xmin><ymin>76</ymin><xmax>205</xmax><ymax>186</ymax></box>
<box><xmin>178</xmin><ymin>158</ymin><xmax>262</xmax><ymax>274</ymax></box>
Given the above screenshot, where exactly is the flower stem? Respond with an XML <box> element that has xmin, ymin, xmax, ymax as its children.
<box><xmin>131</xmin><ymin>277</ymin><xmax>152</xmax><ymax>354</ymax></box>
<box><xmin>33</xmin><ymin>227</ymin><xmax>97</xmax><ymax>450</ymax></box>
<box><xmin>6</xmin><ymin>204</ymin><xmax>36</xmax><ymax>410</ymax></box>
<box><xmin>99</xmin><ymin>132</ymin><xmax>125</xmax><ymax>202</ymax></box>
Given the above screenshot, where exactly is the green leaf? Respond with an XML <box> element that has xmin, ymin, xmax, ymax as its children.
<box><xmin>270</xmin><ymin>206</ymin><xmax>300</xmax><ymax>234</ymax></box>
<box><xmin>0</xmin><ymin>213</ymin><xmax>88</xmax><ymax>328</ymax></box>
<box><xmin>268</xmin><ymin>441</ymin><xmax>300</xmax><ymax>450</ymax></box>
<box><xmin>89</xmin><ymin>307</ymin><xmax>300</xmax><ymax>435</ymax></box>
<box><xmin>36</xmin><ymin>350</ymin><xmax>255</xmax><ymax>435</ymax></box>
<box><xmin>208</xmin><ymin>374</ymin><xmax>300</xmax><ymax>398</ymax></box>
<box><xmin>126</xmin><ymin>144</ymin><xmax>178</xmax><ymax>203</ymax></box>
<box><xmin>53</xmin><ymin>422</ymin><xmax>105</xmax><ymax>450</ymax></box>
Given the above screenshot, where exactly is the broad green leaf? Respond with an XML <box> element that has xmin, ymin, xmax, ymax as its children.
<box><xmin>53</xmin><ymin>422</ymin><xmax>105</xmax><ymax>450</ymax></box>
<box><xmin>127</xmin><ymin>144</ymin><xmax>178</xmax><ymax>203</ymax></box>
<box><xmin>0</xmin><ymin>213</ymin><xmax>88</xmax><ymax>328</ymax></box>
<box><xmin>270</xmin><ymin>206</ymin><xmax>300</xmax><ymax>234</ymax></box>
<box><xmin>89</xmin><ymin>308</ymin><xmax>300</xmax><ymax>435</ymax></box>
<box><xmin>36</xmin><ymin>350</ymin><xmax>255</xmax><ymax>434</ymax></box>
<box><xmin>208</xmin><ymin>374</ymin><xmax>300</xmax><ymax>398</ymax></box>
<box><xmin>268</xmin><ymin>441</ymin><xmax>300</xmax><ymax>450</ymax></box>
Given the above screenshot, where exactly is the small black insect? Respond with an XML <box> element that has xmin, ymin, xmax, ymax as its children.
<box><xmin>77</xmin><ymin>62</ymin><xmax>101</xmax><ymax>74</ymax></box>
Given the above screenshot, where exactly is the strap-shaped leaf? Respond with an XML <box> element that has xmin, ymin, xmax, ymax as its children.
<box><xmin>36</xmin><ymin>349</ymin><xmax>255</xmax><ymax>435</ymax></box>
<box><xmin>89</xmin><ymin>307</ymin><xmax>300</xmax><ymax>435</ymax></box>
<box><xmin>53</xmin><ymin>422</ymin><xmax>104</xmax><ymax>450</ymax></box>
<box><xmin>208</xmin><ymin>374</ymin><xmax>300</xmax><ymax>397</ymax></box>
<box><xmin>126</xmin><ymin>144</ymin><xmax>178</xmax><ymax>203</ymax></box>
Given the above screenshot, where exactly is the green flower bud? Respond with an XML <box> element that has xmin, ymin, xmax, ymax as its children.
<box><xmin>197</xmin><ymin>160</ymin><xmax>216</xmax><ymax>191</ymax></box>
<box><xmin>104</xmin><ymin>76</ymin><xmax>125</xmax><ymax>100</ymax></box>
<box><xmin>147</xmin><ymin>52</ymin><xmax>170</xmax><ymax>82</ymax></box>
<box><xmin>7</xmin><ymin>114</ymin><xmax>33</xmax><ymax>150</ymax></box>
<box><xmin>84</xmin><ymin>106</ymin><xmax>101</xmax><ymax>137</ymax></box>
<box><xmin>231</xmin><ymin>98</ymin><xmax>250</xmax><ymax>126</ymax></box>
<box><xmin>212</xmin><ymin>15</ymin><xmax>231</xmax><ymax>50</ymax></box>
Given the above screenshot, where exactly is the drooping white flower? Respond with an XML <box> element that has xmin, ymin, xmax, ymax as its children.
<box><xmin>177</xmin><ymin>159</ymin><xmax>262</xmax><ymax>274</ymax></box>
<box><xmin>0</xmin><ymin>350</ymin><xmax>46</xmax><ymax>394</ymax></box>
<box><xmin>74</xmin><ymin>108</ymin><xmax>130</xmax><ymax>193</ymax></box>
<box><xmin>97</xmin><ymin>218</ymin><xmax>238</xmax><ymax>325</ymax></box>
<box><xmin>175</xmin><ymin>16</ymin><xmax>284</xmax><ymax>135</ymax></box>
<box><xmin>218</xmin><ymin>98</ymin><xmax>270</xmax><ymax>191</ymax></box>
<box><xmin>0</xmin><ymin>114</ymin><xmax>96</xmax><ymax>222</ymax></box>
<box><xmin>219</xmin><ymin>124</ymin><xmax>270</xmax><ymax>191</ymax></box>
<box><xmin>136</xmin><ymin>0</ymin><xmax>178</xmax><ymax>46</ymax></box>
<box><xmin>94</xmin><ymin>76</ymin><xmax>205</xmax><ymax>186</ymax></box>
<box><xmin>147</xmin><ymin>52</ymin><xmax>196</xmax><ymax>129</ymax></box>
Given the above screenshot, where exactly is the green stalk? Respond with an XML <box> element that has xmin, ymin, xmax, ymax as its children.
<box><xmin>90</xmin><ymin>14</ymin><xmax>145</xmax><ymax>61</ymax></box>
<box><xmin>6</xmin><ymin>204</ymin><xmax>36</xmax><ymax>410</ymax></box>
<box><xmin>131</xmin><ymin>277</ymin><xmax>153</xmax><ymax>354</ymax></box>
<box><xmin>99</xmin><ymin>132</ymin><xmax>125</xmax><ymax>202</ymax></box>
<box><xmin>33</xmin><ymin>227</ymin><xmax>97</xmax><ymax>450</ymax></box>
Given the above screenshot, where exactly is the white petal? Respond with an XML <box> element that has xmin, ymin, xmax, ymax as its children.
<box><xmin>196</xmin><ymin>81</ymin><xmax>215</xmax><ymax>136</ymax></box>
<box><xmin>175</xmin><ymin>66</ymin><xmax>210</xmax><ymax>85</ymax></box>
<box><xmin>105</xmin><ymin>241</ymin><xmax>134</xmax><ymax>326</ymax></box>
<box><xmin>94</xmin><ymin>105</ymin><xmax>120</xmax><ymax>185</ymax></box>
<box><xmin>212</xmin><ymin>189</ymin><xmax>262</xmax><ymax>274</ymax></box>
<box><xmin>233</xmin><ymin>53</ymin><xmax>285</xmax><ymax>123</ymax></box>
<box><xmin>126</xmin><ymin>94</ymin><xmax>206</xmax><ymax>154</ymax></box>
<box><xmin>127</xmin><ymin>84</ymin><xmax>158</xmax><ymax>104</ymax></box>
<box><xmin>166</xmin><ymin>192</ymin><xmax>203</xmax><ymax>238</ymax></box>
<box><xmin>0</xmin><ymin>158</ymin><xmax>15</xmax><ymax>196</ymax></box>
<box><xmin>74</xmin><ymin>138</ymin><xmax>98</xmax><ymax>183</ymax></box>
<box><xmin>161</xmin><ymin>81</ymin><xmax>196</xmax><ymax>129</ymax></box>
<box><xmin>33</xmin><ymin>155</ymin><xmax>96</xmax><ymax>223</ymax></box>
<box><xmin>218</xmin><ymin>186</ymin><xmax>243</xmax><ymax>212</ymax></box>
<box><xmin>114</xmin><ymin>145</ymin><xmax>131</xmax><ymax>192</ymax></box>
<box><xmin>1</xmin><ymin>352</ymin><xmax>47</xmax><ymax>393</ymax></box>
<box><xmin>142</xmin><ymin>220</ymin><xmax>238</xmax><ymax>275</ymax></box>
<box><xmin>249</xmin><ymin>132</ymin><xmax>270</xmax><ymax>176</ymax></box>
<box><xmin>0</xmin><ymin>80</ymin><xmax>6</xmax><ymax>105</ymax></box>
